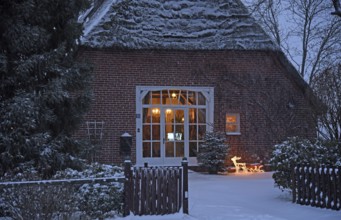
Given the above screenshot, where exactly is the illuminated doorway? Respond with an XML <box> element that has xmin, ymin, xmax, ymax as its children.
<box><xmin>136</xmin><ymin>87</ymin><xmax>214</xmax><ymax>166</ymax></box>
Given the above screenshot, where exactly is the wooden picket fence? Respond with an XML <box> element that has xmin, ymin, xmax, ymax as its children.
<box><xmin>123</xmin><ymin>159</ymin><xmax>189</xmax><ymax>216</ymax></box>
<box><xmin>0</xmin><ymin>159</ymin><xmax>189</xmax><ymax>218</ymax></box>
<box><xmin>292</xmin><ymin>164</ymin><xmax>341</xmax><ymax>210</ymax></box>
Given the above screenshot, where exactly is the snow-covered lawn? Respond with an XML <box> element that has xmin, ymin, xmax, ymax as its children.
<box><xmin>117</xmin><ymin>171</ymin><xmax>341</xmax><ymax>220</ymax></box>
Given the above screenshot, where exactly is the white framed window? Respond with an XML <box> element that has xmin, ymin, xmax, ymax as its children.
<box><xmin>226</xmin><ymin>113</ymin><xmax>240</xmax><ymax>135</ymax></box>
<box><xmin>136</xmin><ymin>86</ymin><xmax>214</xmax><ymax>166</ymax></box>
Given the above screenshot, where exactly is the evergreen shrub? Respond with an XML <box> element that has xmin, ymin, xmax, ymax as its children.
<box><xmin>197</xmin><ymin>131</ymin><xmax>229</xmax><ymax>174</ymax></box>
<box><xmin>0</xmin><ymin>163</ymin><xmax>123</xmax><ymax>219</ymax></box>
<box><xmin>270</xmin><ymin>137</ymin><xmax>341</xmax><ymax>191</ymax></box>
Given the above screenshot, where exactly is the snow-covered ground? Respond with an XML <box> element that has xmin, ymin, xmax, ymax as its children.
<box><xmin>117</xmin><ymin>171</ymin><xmax>341</xmax><ymax>220</ymax></box>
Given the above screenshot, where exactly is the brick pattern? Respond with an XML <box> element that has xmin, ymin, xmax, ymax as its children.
<box><xmin>76</xmin><ymin>49</ymin><xmax>316</xmax><ymax>165</ymax></box>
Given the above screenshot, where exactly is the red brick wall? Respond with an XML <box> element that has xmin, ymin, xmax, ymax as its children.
<box><xmin>76</xmin><ymin>48</ymin><xmax>316</xmax><ymax>165</ymax></box>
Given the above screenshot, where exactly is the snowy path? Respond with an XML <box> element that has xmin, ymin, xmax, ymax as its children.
<box><xmin>117</xmin><ymin>171</ymin><xmax>341</xmax><ymax>220</ymax></box>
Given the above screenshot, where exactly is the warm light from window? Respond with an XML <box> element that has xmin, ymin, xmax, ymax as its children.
<box><xmin>171</xmin><ymin>92</ymin><xmax>177</xmax><ymax>99</ymax></box>
<box><xmin>226</xmin><ymin>116</ymin><xmax>236</xmax><ymax>123</ymax></box>
<box><xmin>226</xmin><ymin>113</ymin><xmax>240</xmax><ymax>134</ymax></box>
<box><xmin>152</xmin><ymin>108</ymin><xmax>160</xmax><ymax>114</ymax></box>
<box><xmin>166</xmin><ymin>109</ymin><xmax>172</xmax><ymax>114</ymax></box>
<box><xmin>226</xmin><ymin>125</ymin><xmax>237</xmax><ymax>132</ymax></box>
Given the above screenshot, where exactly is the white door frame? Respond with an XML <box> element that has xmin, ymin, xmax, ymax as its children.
<box><xmin>136</xmin><ymin>86</ymin><xmax>214</xmax><ymax>166</ymax></box>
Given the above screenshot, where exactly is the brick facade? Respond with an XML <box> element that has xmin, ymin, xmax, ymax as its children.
<box><xmin>76</xmin><ymin>48</ymin><xmax>316</xmax><ymax>166</ymax></box>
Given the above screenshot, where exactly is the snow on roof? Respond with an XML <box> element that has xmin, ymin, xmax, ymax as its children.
<box><xmin>81</xmin><ymin>0</ymin><xmax>280</xmax><ymax>51</ymax></box>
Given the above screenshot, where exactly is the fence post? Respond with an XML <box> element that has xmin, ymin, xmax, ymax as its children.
<box><xmin>291</xmin><ymin>165</ymin><xmax>296</xmax><ymax>203</ymax></box>
<box><xmin>338</xmin><ymin>166</ymin><xmax>341</xmax><ymax>211</ymax></box>
<box><xmin>123</xmin><ymin>159</ymin><xmax>132</xmax><ymax>217</ymax></box>
<box><xmin>182</xmin><ymin>157</ymin><xmax>189</xmax><ymax>214</ymax></box>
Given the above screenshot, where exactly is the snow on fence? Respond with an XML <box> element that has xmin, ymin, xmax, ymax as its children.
<box><xmin>0</xmin><ymin>176</ymin><xmax>125</xmax><ymax>219</ymax></box>
<box><xmin>292</xmin><ymin>164</ymin><xmax>341</xmax><ymax>211</ymax></box>
<box><xmin>123</xmin><ymin>158</ymin><xmax>189</xmax><ymax>216</ymax></box>
<box><xmin>0</xmin><ymin>159</ymin><xmax>189</xmax><ymax>218</ymax></box>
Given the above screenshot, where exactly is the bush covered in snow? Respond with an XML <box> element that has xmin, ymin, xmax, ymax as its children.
<box><xmin>55</xmin><ymin>163</ymin><xmax>124</xmax><ymax>219</ymax></box>
<box><xmin>270</xmin><ymin>137</ymin><xmax>341</xmax><ymax>191</ymax></box>
<box><xmin>197</xmin><ymin>132</ymin><xmax>229</xmax><ymax>174</ymax></box>
<box><xmin>0</xmin><ymin>163</ymin><xmax>124</xmax><ymax>219</ymax></box>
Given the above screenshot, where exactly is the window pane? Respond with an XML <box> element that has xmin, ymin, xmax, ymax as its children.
<box><xmin>198</xmin><ymin>92</ymin><xmax>206</xmax><ymax>105</ymax></box>
<box><xmin>143</xmin><ymin>125</ymin><xmax>151</xmax><ymax>140</ymax></box>
<box><xmin>175</xmin><ymin>125</ymin><xmax>184</xmax><ymax>140</ymax></box>
<box><xmin>198</xmin><ymin>141</ymin><xmax>204</xmax><ymax>153</ymax></box>
<box><xmin>152</xmin><ymin>91</ymin><xmax>161</xmax><ymax>104</ymax></box>
<box><xmin>198</xmin><ymin>108</ymin><xmax>206</xmax><ymax>123</ymax></box>
<box><xmin>162</xmin><ymin>90</ymin><xmax>170</xmax><ymax>105</ymax></box>
<box><xmin>169</xmin><ymin>90</ymin><xmax>179</xmax><ymax>105</ymax></box>
<box><xmin>188</xmin><ymin>91</ymin><xmax>196</xmax><ymax>105</ymax></box>
<box><xmin>179</xmin><ymin>90</ymin><xmax>187</xmax><ymax>105</ymax></box>
<box><xmin>165</xmin><ymin>109</ymin><xmax>173</xmax><ymax>123</ymax></box>
<box><xmin>152</xmin><ymin>142</ymin><xmax>160</xmax><ymax>157</ymax></box>
<box><xmin>226</xmin><ymin>114</ymin><xmax>240</xmax><ymax>133</ymax></box>
<box><xmin>143</xmin><ymin>108</ymin><xmax>151</xmax><ymax>123</ymax></box>
<box><xmin>165</xmin><ymin>142</ymin><xmax>174</xmax><ymax>157</ymax></box>
<box><xmin>152</xmin><ymin>125</ymin><xmax>160</xmax><ymax>140</ymax></box>
<box><xmin>189</xmin><ymin>108</ymin><xmax>197</xmax><ymax>123</ymax></box>
<box><xmin>189</xmin><ymin>125</ymin><xmax>197</xmax><ymax>140</ymax></box>
<box><xmin>198</xmin><ymin>125</ymin><xmax>206</xmax><ymax>140</ymax></box>
<box><xmin>226</xmin><ymin>115</ymin><xmax>237</xmax><ymax>123</ymax></box>
<box><xmin>143</xmin><ymin>142</ymin><xmax>151</xmax><ymax>157</ymax></box>
<box><xmin>175</xmin><ymin>109</ymin><xmax>184</xmax><ymax>123</ymax></box>
<box><xmin>226</xmin><ymin>124</ymin><xmax>238</xmax><ymax>132</ymax></box>
<box><xmin>151</xmin><ymin>108</ymin><xmax>160</xmax><ymax>123</ymax></box>
<box><xmin>143</xmin><ymin>92</ymin><xmax>151</xmax><ymax>104</ymax></box>
<box><xmin>176</xmin><ymin>142</ymin><xmax>184</xmax><ymax>157</ymax></box>
<box><xmin>189</xmin><ymin>142</ymin><xmax>197</xmax><ymax>157</ymax></box>
<box><xmin>165</xmin><ymin>124</ymin><xmax>174</xmax><ymax>141</ymax></box>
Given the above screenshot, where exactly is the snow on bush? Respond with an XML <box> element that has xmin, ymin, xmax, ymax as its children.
<box><xmin>54</xmin><ymin>163</ymin><xmax>124</xmax><ymax>219</ymax></box>
<box><xmin>197</xmin><ymin>131</ymin><xmax>229</xmax><ymax>174</ymax></box>
<box><xmin>270</xmin><ymin>137</ymin><xmax>341</xmax><ymax>191</ymax></box>
<box><xmin>0</xmin><ymin>163</ymin><xmax>124</xmax><ymax>219</ymax></box>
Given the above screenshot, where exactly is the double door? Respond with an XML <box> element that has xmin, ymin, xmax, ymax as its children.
<box><xmin>142</xmin><ymin>107</ymin><xmax>188</xmax><ymax>166</ymax></box>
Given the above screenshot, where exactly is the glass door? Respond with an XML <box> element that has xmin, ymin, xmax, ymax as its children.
<box><xmin>142</xmin><ymin>107</ymin><xmax>162</xmax><ymax>164</ymax></box>
<box><xmin>162</xmin><ymin>108</ymin><xmax>187</xmax><ymax>165</ymax></box>
<box><xmin>137</xmin><ymin>87</ymin><xmax>214</xmax><ymax>166</ymax></box>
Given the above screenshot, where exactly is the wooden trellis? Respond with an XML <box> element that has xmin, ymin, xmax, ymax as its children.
<box><xmin>85</xmin><ymin>121</ymin><xmax>105</xmax><ymax>162</ymax></box>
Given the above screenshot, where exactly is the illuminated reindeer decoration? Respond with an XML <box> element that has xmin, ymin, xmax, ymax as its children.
<box><xmin>231</xmin><ymin>156</ymin><xmax>264</xmax><ymax>173</ymax></box>
<box><xmin>231</xmin><ymin>156</ymin><xmax>248</xmax><ymax>173</ymax></box>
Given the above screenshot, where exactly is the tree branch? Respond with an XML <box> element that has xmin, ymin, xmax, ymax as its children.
<box><xmin>332</xmin><ymin>0</ymin><xmax>341</xmax><ymax>17</ymax></box>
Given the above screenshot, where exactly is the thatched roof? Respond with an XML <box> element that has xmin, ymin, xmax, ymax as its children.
<box><xmin>80</xmin><ymin>0</ymin><xmax>280</xmax><ymax>50</ymax></box>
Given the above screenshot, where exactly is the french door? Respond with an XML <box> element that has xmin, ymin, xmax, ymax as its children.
<box><xmin>136</xmin><ymin>87</ymin><xmax>214</xmax><ymax>166</ymax></box>
<box><xmin>163</xmin><ymin>108</ymin><xmax>187</xmax><ymax>165</ymax></box>
<box><xmin>141</xmin><ymin>107</ymin><xmax>188</xmax><ymax>166</ymax></box>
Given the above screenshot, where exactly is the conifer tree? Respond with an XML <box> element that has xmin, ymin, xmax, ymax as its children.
<box><xmin>197</xmin><ymin>132</ymin><xmax>229</xmax><ymax>174</ymax></box>
<box><xmin>0</xmin><ymin>0</ymin><xmax>92</xmax><ymax>176</ymax></box>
